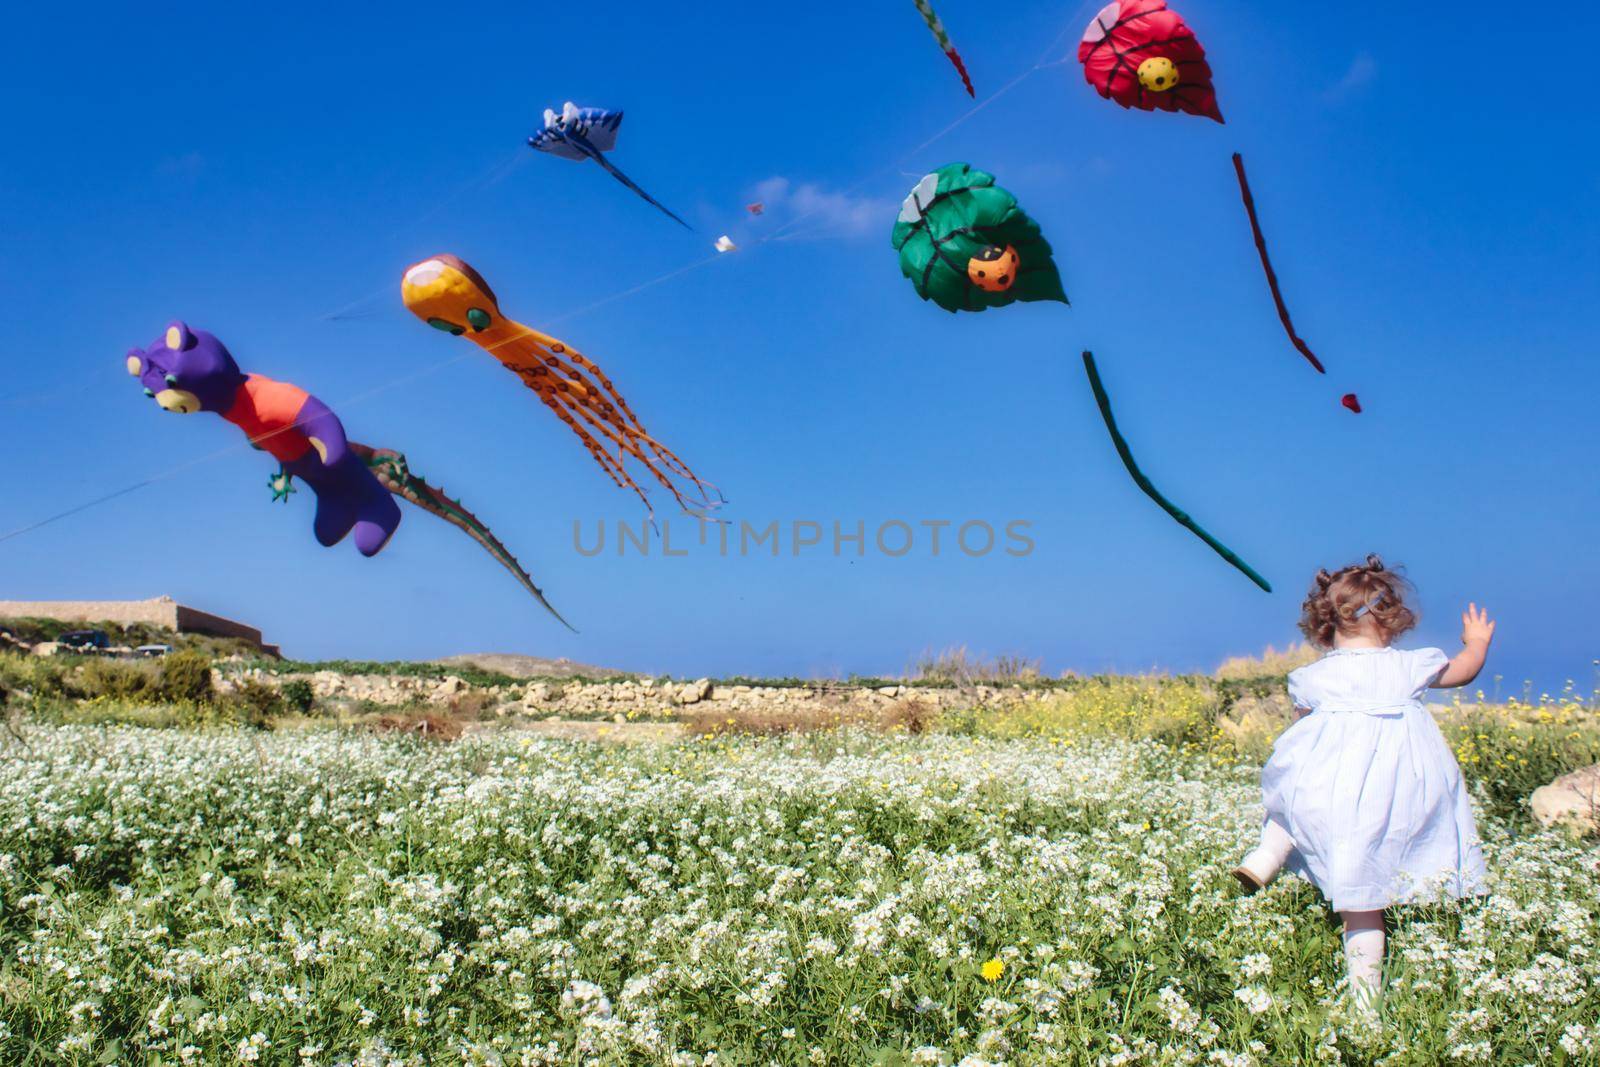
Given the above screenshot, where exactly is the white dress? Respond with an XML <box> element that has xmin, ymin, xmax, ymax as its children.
<box><xmin>1261</xmin><ymin>646</ymin><xmax>1486</xmax><ymax>912</ymax></box>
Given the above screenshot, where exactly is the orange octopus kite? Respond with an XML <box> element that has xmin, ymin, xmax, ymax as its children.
<box><xmin>402</xmin><ymin>255</ymin><xmax>718</xmax><ymax>517</ymax></box>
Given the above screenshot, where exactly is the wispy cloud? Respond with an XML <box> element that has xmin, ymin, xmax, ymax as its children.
<box><xmin>1323</xmin><ymin>53</ymin><xmax>1377</xmax><ymax>102</ymax></box>
<box><xmin>751</xmin><ymin>177</ymin><xmax>895</xmax><ymax>240</ymax></box>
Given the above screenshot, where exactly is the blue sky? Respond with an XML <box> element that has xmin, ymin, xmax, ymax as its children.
<box><xmin>2</xmin><ymin>1</ymin><xmax>1595</xmax><ymax>692</ymax></box>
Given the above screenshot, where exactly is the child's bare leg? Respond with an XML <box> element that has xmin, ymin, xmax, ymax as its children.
<box><xmin>1341</xmin><ymin>909</ymin><xmax>1385</xmax><ymax>1007</ymax></box>
<box><xmin>1233</xmin><ymin>819</ymin><xmax>1294</xmax><ymax>892</ymax></box>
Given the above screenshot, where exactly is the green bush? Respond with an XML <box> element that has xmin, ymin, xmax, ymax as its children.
<box><xmin>0</xmin><ymin>652</ymin><xmax>71</xmax><ymax>701</ymax></box>
<box><xmin>1440</xmin><ymin>702</ymin><xmax>1600</xmax><ymax>823</ymax></box>
<box><xmin>226</xmin><ymin>679</ymin><xmax>282</xmax><ymax>728</ymax></box>
<box><xmin>279</xmin><ymin>678</ymin><xmax>315</xmax><ymax>714</ymax></box>
<box><xmin>974</xmin><ymin>676</ymin><xmax>1221</xmax><ymax>748</ymax></box>
<box><xmin>76</xmin><ymin>658</ymin><xmax>158</xmax><ymax>701</ymax></box>
<box><xmin>158</xmin><ymin>650</ymin><xmax>215</xmax><ymax>704</ymax></box>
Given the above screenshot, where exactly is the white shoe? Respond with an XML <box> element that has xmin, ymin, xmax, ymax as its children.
<box><xmin>1232</xmin><ymin>864</ymin><xmax>1268</xmax><ymax>894</ymax></box>
<box><xmin>1231</xmin><ymin>847</ymin><xmax>1283</xmax><ymax>894</ymax></box>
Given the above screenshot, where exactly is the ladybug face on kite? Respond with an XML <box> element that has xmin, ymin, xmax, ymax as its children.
<box><xmin>1137</xmin><ymin>56</ymin><xmax>1179</xmax><ymax>91</ymax></box>
<box><xmin>892</xmin><ymin>163</ymin><xmax>1067</xmax><ymax>312</ymax></box>
<box><xmin>967</xmin><ymin>244</ymin><xmax>1019</xmax><ymax>292</ymax></box>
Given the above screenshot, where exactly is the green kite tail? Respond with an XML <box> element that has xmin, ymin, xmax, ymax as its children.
<box><xmin>1081</xmin><ymin>352</ymin><xmax>1272</xmax><ymax>593</ymax></box>
<box><xmin>351</xmin><ymin>442</ymin><xmax>576</xmax><ymax>630</ymax></box>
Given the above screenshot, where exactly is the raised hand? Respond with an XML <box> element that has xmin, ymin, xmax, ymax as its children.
<box><xmin>1461</xmin><ymin>603</ymin><xmax>1496</xmax><ymax>647</ymax></box>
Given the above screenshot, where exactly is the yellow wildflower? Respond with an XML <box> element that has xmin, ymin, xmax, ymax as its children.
<box><xmin>981</xmin><ymin>958</ymin><xmax>1004</xmax><ymax>983</ymax></box>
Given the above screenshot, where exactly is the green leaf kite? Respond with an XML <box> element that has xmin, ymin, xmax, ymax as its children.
<box><xmin>891</xmin><ymin>163</ymin><xmax>1068</xmax><ymax>313</ymax></box>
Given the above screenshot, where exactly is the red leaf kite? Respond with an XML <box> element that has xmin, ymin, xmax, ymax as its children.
<box><xmin>1078</xmin><ymin>0</ymin><xmax>1223</xmax><ymax>123</ymax></box>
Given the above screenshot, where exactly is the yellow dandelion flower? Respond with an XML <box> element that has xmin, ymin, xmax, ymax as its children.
<box><xmin>981</xmin><ymin>958</ymin><xmax>1004</xmax><ymax>983</ymax></box>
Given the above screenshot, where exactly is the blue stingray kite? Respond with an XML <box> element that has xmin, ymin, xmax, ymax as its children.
<box><xmin>528</xmin><ymin>103</ymin><xmax>690</xmax><ymax>229</ymax></box>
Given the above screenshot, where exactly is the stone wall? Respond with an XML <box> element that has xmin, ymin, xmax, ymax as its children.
<box><xmin>0</xmin><ymin>596</ymin><xmax>272</xmax><ymax>651</ymax></box>
<box><xmin>242</xmin><ymin>669</ymin><xmax>1045</xmax><ymax>718</ymax></box>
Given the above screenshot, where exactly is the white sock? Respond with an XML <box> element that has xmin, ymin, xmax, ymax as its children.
<box><xmin>1239</xmin><ymin>820</ymin><xmax>1295</xmax><ymax>883</ymax></box>
<box><xmin>1342</xmin><ymin>918</ymin><xmax>1385</xmax><ymax>1002</ymax></box>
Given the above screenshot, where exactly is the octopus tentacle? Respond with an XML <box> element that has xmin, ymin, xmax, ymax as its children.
<box><xmin>401</xmin><ymin>255</ymin><xmax>721</xmax><ymax>518</ymax></box>
<box><xmin>531</xmin><ymin>377</ymin><xmax>659</xmax><ymax>514</ymax></box>
<box><xmin>513</xmin><ymin>367</ymin><xmax>630</xmax><ymax>490</ymax></box>
<box><xmin>522</xmin><ymin>330</ymin><xmax>648</xmax><ymax>429</ymax></box>
<box><xmin>545</xmin><ymin>382</ymin><xmax>699</xmax><ymax>512</ymax></box>
<box><xmin>528</xmin><ymin>342</ymin><xmax>721</xmax><ymax>504</ymax></box>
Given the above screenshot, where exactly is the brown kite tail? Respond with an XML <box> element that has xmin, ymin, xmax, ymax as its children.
<box><xmin>351</xmin><ymin>442</ymin><xmax>576</xmax><ymax>631</ymax></box>
<box><xmin>1232</xmin><ymin>152</ymin><xmax>1326</xmax><ymax>375</ymax></box>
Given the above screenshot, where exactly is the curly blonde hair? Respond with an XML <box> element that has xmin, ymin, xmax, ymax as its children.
<box><xmin>1298</xmin><ymin>554</ymin><xmax>1418</xmax><ymax>648</ymax></box>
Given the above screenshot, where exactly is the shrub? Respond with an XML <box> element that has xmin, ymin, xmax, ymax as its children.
<box><xmin>371</xmin><ymin>713</ymin><xmax>463</xmax><ymax>740</ymax></box>
<box><xmin>684</xmin><ymin>697</ymin><xmax>941</xmax><ymax>738</ymax></box>
<box><xmin>1439</xmin><ymin>699</ymin><xmax>1600</xmax><ymax>822</ymax></box>
<box><xmin>446</xmin><ymin>690</ymin><xmax>498</xmax><ymax>720</ymax></box>
<box><xmin>279</xmin><ymin>678</ymin><xmax>315</xmax><ymax>714</ymax></box>
<box><xmin>881</xmin><ymin>696</ymin><xmax>937</xmax><ymax>735</ymax></box>
<box><xmin>158</xmin><ymin>650</ymin><xmax>215</xmax><ymax>704</ymax></box>
<box><xmin>227</xmin><ymin>679</ymin><xmax>283</xmax><ymax>729</ymax></box>
<box><xmin>912</xmin><ymin>645</ymin><xmax>1042</xmax><ymax>685</ymax></box>
<box><xmin>0</xmin><ymin>653</ymin><xmax>72</xmax><ymax>701</ymax></box>
<box><xmin>1214</xmin><ymin>642</ymin><xmax>1320</xmax><ymax>681</ymax></box>
<box><xmin>76</xmin><ymin>659</ymin><xmax>158</xmax><ymax>701</ymax></box>
<box><xmin>976</xmin><ymin>676</ymin><xmax>1219</xmax><ymax>748</ymax></box>
<box><xmin>1211</xmin><ymin>692</ymin><xmax>1297</xmax><ymax>763</ymax></box>
<box><xmin>684</xmin><ymin>705</ymin><xmax>858</xmax><ymax>737</ymax></box>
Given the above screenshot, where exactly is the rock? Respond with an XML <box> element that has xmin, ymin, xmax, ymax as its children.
<box><xmin>31</xmin><ymin>642</ymin><xmax>62</xmax><ymax>657</ymax></box>
<box><xmin>1531</xmin><ymin>764</ymin><xmax>1600</xmax><ymax>835</ymax></box>
<box><xmin>677</xmin><ymin>678</ymin><xmax>713</xmax><ymax>705</ymax></box>
<box><xmin>429</xmin><ymin>676</ymin><xmax>468</xmax><ymax>704</ymax></box>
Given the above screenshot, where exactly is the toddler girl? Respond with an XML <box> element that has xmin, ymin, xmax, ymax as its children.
<box><xmin>1232</xmin><ymin>555</ymin><xmax>1492</xmax><ymax>1005</ymax></box>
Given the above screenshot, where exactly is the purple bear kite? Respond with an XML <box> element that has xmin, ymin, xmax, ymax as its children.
<box><xmin>128</xmin><ymin>321</ymin><xmax>401</xmax><ymax>555</ymax></box>
<box><xmin>127</xmin><ymin>322</ymin><xmax>571</xmax><ymax>626</ymax></box>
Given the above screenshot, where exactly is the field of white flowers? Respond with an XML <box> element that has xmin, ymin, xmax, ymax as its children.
<box><xmin>1</xmin><ymin>727</ymin><xmax>1596</xmax><ymax>1066</ymax></box>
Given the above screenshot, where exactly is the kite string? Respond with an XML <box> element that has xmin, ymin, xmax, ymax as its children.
<box><xmin>891</xmin><ymin>0</ymin><xmax>1088</xmax><ymax>169</ymax></box>
<box><xmin>543</xmin><ymin>253</ymin><xmax>728</xmax><ymax>327</ymax></box>
<box><xmin>0</xmin><ymin>352</ymin><xmax>474</xmax><ymax>546</ymax></box>
<box><xmin>328</xmin><ymin>0</ymin><xmax>1091</xmax><ymax>315</ymax></box>
<box><xmin>6</xmin><ymin>1</ymin><xmax>1099</xmax><ymax>543</ymax></box>
<box><xmin>763</xmin><ymin>70</ymin><xmax>1042</xmax><ymax>244</ymax></box>
<box><xmin>764</xmin><ymin>11</ymin><xmax>1082</xmax><ymax>246</ymax></box>
<box><xmin>321</xmin><ymin>150</ymin><xmax>532</xmax><ymax>322</ymax></box>
<box><xmin>4</xmin><ymin>238</ymin><xmax>735</xmax><ymax>546</ymax></box>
